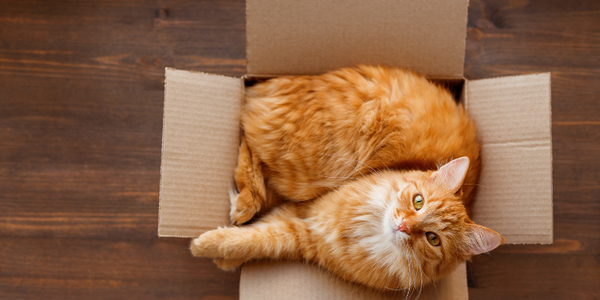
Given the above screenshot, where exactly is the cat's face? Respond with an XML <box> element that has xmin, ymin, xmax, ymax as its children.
<box><xmin>383</xmin><ymin>174</ymin><xmax>470</xmax><ymax>272</ymax></box>
<box><xmin>376</xmin><ymin>157</ymin><xmax>504</xmax><ymax>281</ymax></box>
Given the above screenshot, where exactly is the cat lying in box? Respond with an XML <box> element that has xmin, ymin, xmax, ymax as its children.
<box><xmin>190</xmin><ymin>65</ymin><xmax>504</xmax><ymax>292</ymax></box>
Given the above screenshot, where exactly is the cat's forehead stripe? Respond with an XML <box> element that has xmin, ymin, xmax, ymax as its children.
<box><xmin>427</xmin><ymin>199</ymin><xmax>445</xmax><ymax>212</ymax></box>
<box><xmin>437</xmin><ymin>207</ymin><xmax>465</xmax><ymax>231</ymax></box>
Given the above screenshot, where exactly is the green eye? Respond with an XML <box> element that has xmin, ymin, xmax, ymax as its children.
<box><xmin>413</xmin><ymin>194</ymin><xmax>424</xmax><ymax>210</ymax></box>
<box><xmin>426</xmin><ymin>232</ymin><xmax>440</xmax><ymax>246</ymax></box>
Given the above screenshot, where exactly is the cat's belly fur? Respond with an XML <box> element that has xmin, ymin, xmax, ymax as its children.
<box><xmin>241</xmin><ymin>67</ymin><xmax>481</xmax><ymax>204</ymax></box>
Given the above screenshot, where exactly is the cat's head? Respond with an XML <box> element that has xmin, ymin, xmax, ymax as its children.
<box><xmin>380</xmin><ymin>157</ymin><xmax>504</xmax><ymax>282</ymax></box>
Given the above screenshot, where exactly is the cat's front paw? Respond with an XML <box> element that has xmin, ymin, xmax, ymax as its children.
<box><xmin>230</xmin><ymin>189</ymin><xmax>260</xmax><ymax>225</ymax></box>
<box><xmin>190</xmin><ymin>230</ymin><xmax>221</xmax><ymax>258</ymax></box>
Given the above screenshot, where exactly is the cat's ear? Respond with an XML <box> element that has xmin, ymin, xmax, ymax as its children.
<box><xmin>430</xmin><ymin>157</ymin><xmax>470</xmax><ymax>193</ymax></box>
<box><xmin>464</xmin><ymin>224</ymin><xmax>505</xmax><ymax>255</ymax></box>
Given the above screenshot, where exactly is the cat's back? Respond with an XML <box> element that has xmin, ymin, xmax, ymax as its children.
<box><xmin>241</xmin><ymin>65</ymin><xmax>480</xmax><ymax>204</ymax></box>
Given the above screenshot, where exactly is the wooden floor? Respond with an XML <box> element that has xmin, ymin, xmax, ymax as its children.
<box><xmin>1</xmin><ymin>0</ymin><xmax>598</xmax><ymax>299</ymax></box>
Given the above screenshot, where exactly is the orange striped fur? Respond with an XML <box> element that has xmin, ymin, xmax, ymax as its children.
<box><xmin>191</xmin><ymin>66</ymin><xmax>504</xmax><ymax>292</ymax></box>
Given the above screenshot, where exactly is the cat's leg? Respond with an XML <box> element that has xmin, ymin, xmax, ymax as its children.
<box><xmin>230</xmin><ymin>136</ymin><xmax>267</xmax><ymax>224</ymax></box>
<box><xmin>191</xmin><ymin>206</ymin><xmax>313</xmax><ymax>269</ymax></box>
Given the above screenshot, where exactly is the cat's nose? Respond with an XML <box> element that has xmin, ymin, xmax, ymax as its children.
<box><xmin>398</xmin><ymin>222</ymin><xmax>411</xmax><ymax>235</ymax></box>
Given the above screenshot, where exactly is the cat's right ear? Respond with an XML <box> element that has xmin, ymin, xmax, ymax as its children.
<box><xmin>430</xmin><ymin>157</ymin><xmax>470</xmax><ymax>193</ymax></box>
<box><xmin>463</xmin><ymin>224</ymin><xmax>505</xmax><ymax>255</ymax></box>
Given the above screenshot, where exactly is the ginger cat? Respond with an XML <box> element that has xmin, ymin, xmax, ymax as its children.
<box><xmin>191</xmin><ymin>65</ymin><xmax>504</xmax><ymax>291</ymax></box>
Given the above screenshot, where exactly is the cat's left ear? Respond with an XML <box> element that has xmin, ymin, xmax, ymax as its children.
<box><xmin>464</xmin><ymin>224</ymin><xmax>505</xmax><ymax>255</ymax></box>
<box><xmin>430</xmin><ymin>157</ymin><xmax>470</xmax><ymax>193</ymax></box>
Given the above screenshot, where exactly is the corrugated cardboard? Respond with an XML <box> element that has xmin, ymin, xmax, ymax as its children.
<box><xmin>466</xmin><ymin>73</ymin><xmax>553</xmax><ymax>244</ymax></box>
<box><xmin>246</xmin><ymin>0</ymin><xmax>469</xmax><ymax>78</ymax></box>
<box><xmin>241</xmin><ymin>261</ymin><xmax>468</xmax><ymax>300</ymax></box>
<box><xmin>159</xmin><ymin>69</ymin><xmax>242</xmax><ymax>237</ymax></box>
<box><xmin>158</xmin><ymin>0</ymin><xmax>553</xmax><ymax>299</ymax></box>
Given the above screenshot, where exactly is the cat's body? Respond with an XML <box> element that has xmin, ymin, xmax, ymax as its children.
<box><xmin>239</xmin><ymin>66</ymin><xmax>480</xmax><ymax>210</ymax></box>
<box><xmin>191</xmin><ymin>66</ymin><xmax>503</xmax><ymax>291</ymax></box>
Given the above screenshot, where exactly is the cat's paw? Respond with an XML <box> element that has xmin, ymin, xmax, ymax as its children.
<box><xmin>190</xmin><ymin>230</ymin><xmax>221</xmax><ymax>258</ymax></box>
<box><xmin>230</xmin><ymin>206</ymin><xmax>259</xmax><ymax>225</ymax></box>
<box><xmin>230</xmin><ymin>189</ymin><xmax>260</xmax><ymax>225</ymax></box>
<box><xmin>213</xmin><ymin>258</ymin><xmax>246</xmax><ymax>271</ymax></box>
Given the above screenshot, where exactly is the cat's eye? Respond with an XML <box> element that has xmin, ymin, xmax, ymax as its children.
<box><xmin>426</xmin><ymin>232</ymin><xmax>440</xmax><ymax>246</ymax></box>
<box><xmin>413</xmin><ymin>194</ymin><xmax>424</xmax><ymax>210</ymax></box>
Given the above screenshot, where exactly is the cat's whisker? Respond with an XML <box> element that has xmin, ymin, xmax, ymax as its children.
<box><xmin>348</xmin><ymin>157</ymin><xmax>385</xmax><ymax>181</ymax></box>
<box><xmin>383</xmin><ymin>285</ymin><xmax>409</xmax><ymax>292</ymax></box>
<box><xmin>404</xmin><ymin>246</ymin><xmax>424</xmax><ymax>300</ymax></box>
<box><xmin>410</xmin><ymin>246</ymin><xmax>431</xmax><ymax>282</ymax></box>
<box><xmin>331</xmin><ymin>184</ymin><xmax>374</xmax><ymax>197</ymax></box>
<box><xmin>327</xmin><ymin>156</ymin><xmax>369</xmax><ymax>179</ymax></box>
<box><xmin>411</xmin><ymin>247</ymin><xmax>441</xmax><ymax>300</ymax></box>
<box><xmin>409</xmin><ymin>248</ymin><xmax>425</xmax><ymax>300</ymax></box>
<box><xmin>409</xmin><ymin>260</ymin><xmax>417</xmax><ymax>298</ymax></box>
<box><xmin>377</xmin><ymin>157</ymin><xmax>395</xmax><ymax>174</ymax></box>
<box><xmin>402</xmin><ymin>248</ymin><xmax>414</xmax><ymax>300</ymax></box>
<box><xmin>323</xmin><ymin>176</ymin><xmax>358</xmax><ymax>180</ymax></box>
<box><xmin>462</xmin><ymin>183</ymin><xmax>486</xmax><ymax>188</ymax></box>
<box><xmin>430</xmin><ymin>280</ymin><xmax>441</xmax><ymax>300</ymax></box>
<box><xmin>410</xmin><ymin>246</ymin><xmax>435</xmax><ymax>300</ymax></box>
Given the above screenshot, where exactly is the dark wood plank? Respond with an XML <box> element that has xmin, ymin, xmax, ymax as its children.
<box><xmin>0</xmin><ymin>237</ymin><xmax>240</xmax><ymax>300</ymax></box>
<box><xmin>0</xmin><ymin>0</ymin><xmax>245</xmax><ymax>299</ymax></box>
<box><xmin>468</xmin><ymin>253</ymin><xmax>600</xmax><ymax>299</ymax></box>
<box><xmin>1</xmin><ymin>0</ymin><xmax>599</xmax><ymax>299</ymax></box>
<box><xmin>466</xmin><ymin>0</ymin><xmax>600</xmax><ymax>299</ymax></box>
<box><xmin>0</xmin><ymin>0</ymin><xmax>246</xmax><ymax>235</ymax></box>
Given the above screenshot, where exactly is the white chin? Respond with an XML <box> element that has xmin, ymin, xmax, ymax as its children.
<box><xmin>393</xmin><ymin>230</ymin><xmax>410</xmax><ymax>244</ymax></box>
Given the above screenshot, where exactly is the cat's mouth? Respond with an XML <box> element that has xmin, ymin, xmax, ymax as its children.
<box><xmin>388</xmin><ymin>215</ymin><xmax>410</xmax><ymax>244</ymax></box>
<box><xmin>393</xmin><ymin>225</ymin><xmax>410</xmax><ymax>241</ymax></box>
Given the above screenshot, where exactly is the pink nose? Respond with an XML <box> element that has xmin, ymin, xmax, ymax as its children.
<box><xmin>398</xmin><ymin>223</ymin><xmax>410</xmax><ymax>234</ymax></box>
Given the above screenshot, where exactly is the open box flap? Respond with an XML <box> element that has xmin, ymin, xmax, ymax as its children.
<box><xmin>465</xmin><ymin>73</ymin><xmax>553</xmax><ymax>244</ymax></box>
<box><xmin>159</xmin><ymin>68</ymin><xmax>242</xmax><ymax>237</ymax></box>
<box><xmin>246</xmin><ymin>0</ymin><xmax>469</xmax><ymax>78</ymax></box>
<box><xmin>240</xmin><ymin>261</ymin><xmax>468</xmax><ymax>300</ymax></box>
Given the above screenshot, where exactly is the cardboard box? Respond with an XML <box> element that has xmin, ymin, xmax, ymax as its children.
<box><xmin>158</xmin><ymin>0</ymin><xmax>553</xmax><ymax>298</ymax></box>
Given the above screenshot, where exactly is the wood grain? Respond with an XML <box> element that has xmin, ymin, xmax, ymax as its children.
<box><xmin>0</xmin><ymin>0</ymin><xmax>244</xmax><ymax>299</ymax></box>
<box><xmin>0</xmin><ymin>237</ymin><xmax>240</xmax><ymax>300</ymax></box>
<box><xmin>465</xmin><ymin>0</ymin><xmax>600</xmax><ymax>299</ymax></box>
<box><xmin>1</xmin><ymin>0</ymin><xmax>599</xmax><ymax>299</ymax></box>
